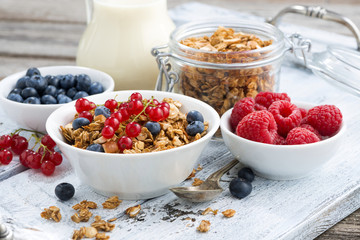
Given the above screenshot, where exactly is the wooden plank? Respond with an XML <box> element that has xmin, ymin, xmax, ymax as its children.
<box><xmin>1</xmin><ymin>64</ymin><xmax>360</xmax><ymax>239</ymax></box>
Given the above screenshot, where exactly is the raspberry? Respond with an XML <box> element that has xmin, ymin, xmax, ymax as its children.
<box><xmin>286</xmin><ymin>127</ymin><xmax>321</xmax><ymax>145</ymax></box>
<box><xmin>306</xmin><ymin>105</ymin><xmax>342</xmax><ymax>136</ymax></box>
<box><xmin>236</xmin><ymin>110</ymin><xmax>277</xmax><ymax>144</ymax></box>
<box><xmin>299</xmin><ymin>108</ymin><xmax>307</xmax><ymax>118</ymax></box>
<box><xmin>230</xmin><ymin>97</ymin><xmax>255</xmax><ymax>131</ymax></box>
<box><xmin>268</xmin><ymin>100</ymin><xmax>302</xmax><ymax>137</ymax></box>
<box><xmin>300</xmin><ymin>124</ymin><xmax>322</xmax><ymax>139</ymax></box>
<box><xmin>274</xmin><ymin>134</ymin><xmax>286</xmax><ymax>145</ymax></box>
<box><xmin>255</xmin><ymin>92</ymin><xmax>291</xmax><ymax>109</ymax></box>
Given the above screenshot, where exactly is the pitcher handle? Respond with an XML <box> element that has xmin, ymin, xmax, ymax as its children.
<box><xmin>267</xmin><ymin>5</ymin><xmax>360</xmax><ymax>51</ymax></box>
<box><xmin>85</xmin><ymin>0</ymin><xmax>94</xmax><ymax>24</ymax></box>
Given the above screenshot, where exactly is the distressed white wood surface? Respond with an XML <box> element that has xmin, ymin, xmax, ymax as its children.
<box><xmin>1</xmin><ymin>2</ymin><xmax>360</xmax><ymax>240</ymax></box>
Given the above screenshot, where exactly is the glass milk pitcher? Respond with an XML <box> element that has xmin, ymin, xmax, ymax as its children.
<box><xmin>76</xmin><ymin>0</ymin><xmax>175</xmax><ymax>90</ymax></box>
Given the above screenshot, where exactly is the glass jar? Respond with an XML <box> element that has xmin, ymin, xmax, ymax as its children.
<box><xmin>153</xmin><ymin>20</ymin><xmax>287</xmax><ymax>115</ymax></box>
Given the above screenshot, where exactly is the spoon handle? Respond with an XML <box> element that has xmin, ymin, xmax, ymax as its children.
<box><xmin>206</xmin><ymin>159</ymin><xmax>239</xmax><ymax>182</ymax></box>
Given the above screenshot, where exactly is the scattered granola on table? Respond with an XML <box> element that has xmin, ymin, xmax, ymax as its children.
<box><xmin>222</xmin><ymin>209</ymin><xmax>236</xmax><ymax>218</ymax></box>
<box><xmin>178</xmin><ymin>26</ymin><xmax>275</xmax><ymax>115</ymax></box>
<box><xmin>197</xmin><ymin>220</ymin><xmax>211</xmax><ymax>232</ymax></box>
<box><xmin>71</xmin><ymin>200</ymin><xmax>97</xmax><ymax>223</ymax></box>
<box><xmin>125</xmin><ymin>204</ymin><xmax>141</xmax><ymax>218</ymax></box>
<box><xmin>91</xmin><ymin>215</ymin><xmax>115</xmax><ymax>232</ymax></box>
<box><xmin>40</xmin><ymin>206</ymin><xmax>61</xmax><ymax>222</ymax></box>
<box><xmin>192</xmin><ymin>178</ymin><xmax>204</xmax><ymax>186</ymax></box>
<box><xmin>60</xmin><ymin>94</ymin><xmax>208</xmax><ymax>153</ymax></box>
<box><xmin>202</xmin><ymin>207</ymin><xmax>218</xmax><ymax>216</ymax></box>
<box><xmin>102</xmin><ymin>196</ymin><xmax>122</xmax><ymax>209</ymax></box>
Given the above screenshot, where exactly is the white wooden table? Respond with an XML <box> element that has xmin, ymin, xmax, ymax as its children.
<box><xmin>1</xmin><ymin>2</ymin><xmax>360</xmax><ymax>240</ymax></box>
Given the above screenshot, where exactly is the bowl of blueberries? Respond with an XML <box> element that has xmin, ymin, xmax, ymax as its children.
<box><xmin>0</xmin><ymin>66</ymin><xmax>114</xmax><ymax>132</ymax></box>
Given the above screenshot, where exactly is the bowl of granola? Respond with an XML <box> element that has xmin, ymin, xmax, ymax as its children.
<box><xmin>153</xmin><ymin>20</ymin><xmax>288</xmax><ymax>116</ymax></box>
<box><xmin>46</xmin><ymin>90</ymin><xmax>220</xmax><ymax>200</ymax></box>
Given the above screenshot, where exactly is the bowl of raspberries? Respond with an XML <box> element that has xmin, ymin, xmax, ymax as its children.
<box><xmin>0</xmin><ymin>66</ymin><xmax>114</xmax><ymax>132</ymax></box>
<box><xmin>220</xmin><ymin>92</ymin><xmax>345</xmax><ymax>180</ymax></box>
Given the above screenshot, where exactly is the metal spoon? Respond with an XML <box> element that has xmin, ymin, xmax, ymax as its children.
<box><xmin>170</xmin><ymin>159</ymin><xmax>239</xmax><ymax>202</ymax></box>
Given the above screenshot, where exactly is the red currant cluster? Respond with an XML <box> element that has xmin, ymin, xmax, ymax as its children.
<box><xmin>0</xmin><ymin>129</ymin><xmax>62</xmax><ymax>176</ymax></box>
<box><xmin>74</xmin><ymin>92</ymin><xmax>171</xmax><ymax>152</ymax></box>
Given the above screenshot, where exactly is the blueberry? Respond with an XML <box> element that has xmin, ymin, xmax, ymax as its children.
<box><xmin>25</xmin><ymin>75</ymin><xmax>47</xmax><ymax>93</ymax></box>
<box><xmin>55</xmin><ymin>182</ymin><xmax>75</xmax><ymax>201</ymax></box>
<box><xmin>41</xmin><ymin>95</ymin><xmax>57</xmax><ymax>104</ymax></box>
<box><xmin>43</xmin><ymin>85</ymin><xmax>57</xmax><ymax>97</ymax></box>
<box><xmin>21</xmin><ymin>87</ymin><xmax>39</xmax><ymax>99</ymax></box>
<box><xmin>186</xmin><ymin>110</ymin><xmax>204</xmax><ymax>123</ymax></box>
<box><xmin>7</xmin><ymin>93</ymin><xmax>23</xmax><ymax>103</ymax></box>
<box><xmin>145</xmin><ymin>121</ymin><xmax>161</xmax><ymax>136</ymax></box>
<box><xmin>25</xmin><ymin>67</ymin><xmax>40</xmax><ymax>77</ymax></box>
<box><xmin>45</xmin><ymin>75</ymin><xmax>60</xmax><ymax>88</ymax></box>
<box><xmin>94</xmin><ymin>106</ymin><xmax>110</xmax><ymax>118</ymax></box>
<box><xmin>23</xmin><ymin>97</ymin><xmax>41</xmax><ymax>104</ymax></box>
<box><xmin>66</xmin><ymin>87</ymin><xmax>77</xmax><ymax>99</ymax></box>
<box><xmin>57</xmin><ymin>94</ymin><xmax>72</xmax><ymax>104</ymax></box>
<box><xmin>10</xmin><ymin>88</ymin><xmax>22</xmax><ymax>95</ymax></box>
<box><xmin>238</xmin><ymin>167</ymin><xmax>255</xmax><ymax>182</ymax></box>
<box><xmin>15</xmin><ymin>76</ymin><xmax>29</xmax><ymax>89</ymax></box>
<box><xmin>88</xmin><ymin>82</ymin><xmax>104</xmax><ymax>95</ymax></box>
<box><xmin>76</xmin><ymin>74</ymin><xmax>91</xmax><ymax>92</ymax></box>
<box><xmin>229</xmin><ymin>178</ymin><xmax>252</xmax><ymax>199</ymax></box>
<box><xmin>56</xmin><ymin>88</ymin><xmax>66</xmax><ymax>97</ymax></box>
<box><xmin>86</xmin><ymin>143</ymin><xmax>104</xmax><ymax>152</ymax></box>
<box><xmin>59</xmin><ymin>74</ymin><xmax>76</xmax><ymax>90</ymax></box>
<box><xmin>186</xmin><ymin>121</ymin><xmax>204</xmax><ymax>136</ymax></box>
<box><xmin>72</xmin><ymin>117</ymin><xmax>90</xmax><ymax>130</ymax></box>
<box><xmin>73</xmin><ymin>91</ymin><xmax>89</xmax><ymax>100</ymax></box>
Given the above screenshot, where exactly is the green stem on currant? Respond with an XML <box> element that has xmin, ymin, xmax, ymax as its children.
<box><xmin>11</xmin><ymin>128</ymin><xmax>45</xmax><ymax>137</ymax></box>
<box><xmin>131</xmin><ymin>96</ymin><xmax>155</xmax><ymax>123</ymax></box>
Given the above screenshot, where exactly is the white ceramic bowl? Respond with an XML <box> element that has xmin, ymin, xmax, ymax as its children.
<box><xmin>220</xmin><ymin>102</ymin><xmax>346</xmax><ymax>180</ymax></box>
<box><xmin>0</xmin><ymin>66</ymin><xmax>114</xmax><ymax>132</ymax></box>
<box><xmin>46</xmin><ymin>90</ymin><xmax>220</xmax><ymax>200</ymax></box>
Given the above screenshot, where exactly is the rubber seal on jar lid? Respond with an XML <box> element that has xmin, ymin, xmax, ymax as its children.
<box><xmin>310</xmin><ymin>46</ymin><xmax>360</xmax><ymax>96</ymax></box>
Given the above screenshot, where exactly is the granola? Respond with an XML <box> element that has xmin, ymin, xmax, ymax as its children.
<box><xmin>71</xmin><ymin>208</ymin><xmax>93</xmax><ymax>223</ymax></box>
<box><xmin>102</xmin><ymin>196</ymin><xmax>122</xmax><ymax>209</ymax></box>
<box><xmin>125</xmin><ymin>205</ymin><xmax>141</xmax><ymax>218</ymax></box>
<box><xmin>91</xmin><ymin>215</ymin><xmax>115</xmax><ymax>232</ymax></box>
<box><xmin>178</xmin><ymin>26</ymin><xmax>276</xmax><ymax>115</ymax></box>
<box><xmin>95</xmin><ymin>233</ymin><xmax>110</xmax><ymax>240</ymax></box>
<box><xmin>61</xmin><ymin>97</ymin><xmax>208</xmax><ymax>153</ymax></box>
<box><xmin>197</xmin><ymin>220</ymin><xmax>211</xmax><ymax>232</ymax></box>
<box><xmin>192</xmin><ymin>178</ymin><xmax>204</xmax><ymax>186</ymax></box>
<box><xmin>202</xmin><ymin>207</ymin><xmax>218</xmax><ymax>216</ymax></box>
<box><xmin>222</xmin><ymin>209</ymin><xmax>236</xmax><ymax>218</ymax></box>
<box><xmin>72</xmin><ymin>226</ymin><xmax>98</xmax><ymax>239</ymax></box>
<box><xmin>40</xmin><ymin>206</ymin><xmax>62</xmax><ymax>222</ymax></box>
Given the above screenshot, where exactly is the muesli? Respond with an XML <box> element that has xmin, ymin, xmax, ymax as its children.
<box><xmin>60</xmin><ymin>93</ymin><xmax>208</xmax><ymax>154</ymax></box>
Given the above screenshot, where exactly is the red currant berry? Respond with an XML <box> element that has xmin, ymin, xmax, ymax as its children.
<box><xmin>49</xmin><ymin>152</ymin><xmax>63</xmax><ymax>166</ymax></box>
<box><xmin>120</xmin><ymin>102</ymin><xmax>129</xmax><ymax>108</ymax></box>
<box><xmin>145</xmin><ymin>106</ymin><xmax>153</xmax><ymax>115</ymax></box>
<box><xmin>161</xmin><ymin>106</ymin><xmax>169</xmax><ymax>120</ymax></box>
<box><xmin>41</xmin><ymin>161</ymin><xmax>56</xmax><ymax>176</ymax></box>
<box><xmin>0</xmin><ymin>149</ymin><xmax>13</xmax><ymax>165</ymax></box>
<box><xmin>26</xmin><ymin>152</ymin><xmax>42</xmax><ymax>169</ymax></box>
<box><xmin>119</xmin><ymin>107</ymin><xmax>130</xmax><ymax>121</ymax></box>
<box><xmin>41</xmin><ymin>134</ymin><xmax>56</xmax><ymax>150</ymax></box>
<box><xmin>104</xmin><ymin>99</ymin><xmax>118</xmax><ymax>112</ymax></box>
<box><xmin>152</xmin><ymin>99</ymin><xmax>160</xmax><ymax>106</ymax></box>
<box><xmin>79</xmin><ymin>111</ymin><xmax>93</xmax><ymax>123</ymax></box>
<box><xmin>125</xmin><ymin>122</ymin><xmax>141</xmax><ymax>137</ymax></box>
<box><xmin>0</xmin><ymin>135</ymin><xmax>12</xmax><ymax>149</ymax></box>
<box><xmin>111</xmin><ymin>111</ymin><xmax>123</xmax><ymax>123</ymax></box>
<box><xmin>11</xmin><ymin>135</ymin><xmax>28</xmax><ymax>155</ymax></box>
<box><xmin>128</xmin><ymin>100</ymin><xmax>144</xmax><ymax>115</ymax></box>
<box><xmin>89</xmin><ymin>101</ymin><xmax>96</xmax><ymax>110</ymax></box>
<box><xmin>130</xmin><ymin>92</ymin><xmax>143</xmax><ymax>101</ymax></box>
<box><xmin>160</xmin><ymin>102</ymin><xmax>170</xmax><ymax>110</ymax></box>
<box><xmin>101</xmin><ymin>125</ymin><xmax>115</xmax><ymax>139</ymax></box>
<box><xmin>104</xmin><ymin>117</ymin><xmax>120</xmax><ymax>130</ymax></box>
<box><xmin>19</xmin><ymin>149</ymin><xmax>32</xmax><ymax>167</ymax></box>
<box><xmin>148</xmin><ymin>107</ymin><xmax>164</xmax><ymax>122</ymax></box>
<box><xmin>38</xmin><ymin>146</ymin><xmax>52</xmax><ymax>161</ymax></box>
<box><xmin>75</xmin><ymin>98</ymin><xmax>92</xmax><ymax>113</ymax></box>
<box><xmin>117</xmin><ymin>136</ymin><xmax>133</xmax><ymax>152</ymax></box>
